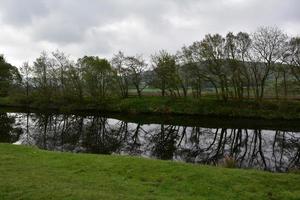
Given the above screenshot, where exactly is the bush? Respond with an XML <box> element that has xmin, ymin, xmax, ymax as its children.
<box><xmin>222</xmin><ymin>155</ymin><xmax>236</xmax><ymax>168</ymax></box>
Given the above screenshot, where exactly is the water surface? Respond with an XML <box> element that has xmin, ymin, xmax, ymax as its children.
<box><xmin>1</xmin><ymin>111</ymin><xmax>299</xmax><ymax>172</ymax></box>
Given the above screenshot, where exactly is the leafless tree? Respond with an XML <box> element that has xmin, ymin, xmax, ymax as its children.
<box><xmin>111</xmin><ymin>51</ymin><xmax>130</xmax><ymax>98</ymax></box>
<box><xmin>125</xmin><ymin>55</ymin><xmax>148</xmax><ymax>97</ymax></box>
<box><xmin>251</xmin><ymin>26</ymin><xmax>288</xmax><ymax>100</ymax></box>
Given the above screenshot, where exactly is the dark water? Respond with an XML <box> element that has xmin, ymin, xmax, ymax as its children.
<box><xmin>1</xmin><ymin>111</ymin><xmax>300</xmax><ymax>172</ymax></box>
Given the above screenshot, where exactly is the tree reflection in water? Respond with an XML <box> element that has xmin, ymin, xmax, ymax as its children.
<box><xmin>0</xmin><ymin>113</ymin><xmax>22</xmax><ymax>143</ymax></box>
<box><xmin>7</xmin><ymin>112</ymin><xmax>300</xmax><ymax>172</ymax></box>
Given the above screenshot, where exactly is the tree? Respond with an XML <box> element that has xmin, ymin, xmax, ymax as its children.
<box><xmin>32</xmin><ymin>52</ymin><xmax>53</xmax><ymax>102</ymax></box>
<box><xmin>224</xmin><ymin>32</ymin><xmax>243</xmax><ymax>99</ymax></box>
<box><xmin>79</xmin><ymin>56</ymin><xmax>114</xmax><ymax>100</ymax></box>
<box><xmin>65</xmin><ymin>61</ymin><xmax>84</xmax><ymax>102</ymax></box>
<box><xmin>177</xmin><ymin>47</ymin><xmax>200</xmax><ymax>97</ymax></box>
<box><xmin>0</xmin><ymin>55</ymin><xmax>21</xmax><ymax>97</ymax></box>
<box><xmin>111</xmin><ymin>51</ymin><xmax>130</xmax><ymax>98</ymax></box>
<box><xmin>125</xmin><ymin>55</ymin><xmax>147</xmax><ymax>97</ymax></box>
<box><xmin>20</xmin><ymin>62</ymin><xmax>31</xmax><ymax>98</ymax></box>
<box><xmin>0</xmin><ymin>113</ymin><xmax>20</xmax><ymax>143</ymax></box>
<box><xmin>176</xmin><ymin>62</ymin><xmax>190</xmax><ymax>97</ymax></box>
<box><xmin>151</xmin><ymin>50</ymin><xmax>178</xmax><ymax>97</ymax></box>
<box><xmin>224</xmin><ymin>32</ymin><xmax>253</xmax><ymax>100</ymax></box>
<box><xmin>287</xmin><ymin>37</ymin><xmax>300</xmax><ymax>83</ymax></box>
<box><xmin>235</xmin><ymin>32</ymin><xmax>252</xmax><ymax>98</ymax></box>
<box><xmin>199</xmin><ymin>34</ymin><xmax>229</xmax><ymax>100</ymax></box>
<box><xmin>251</xmin><ymin>26</ymin><xmax>288</xmax><ymax>100</ymax></box>
<box><xmin>52</xmin><ymin>50</ymin><xmax>72</xmax><ymax>97</ymax></box>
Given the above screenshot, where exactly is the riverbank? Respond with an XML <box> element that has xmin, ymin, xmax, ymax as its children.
<box><xmin>1</xmin><ymin>96</ymin><xmax>300</xmax><ymax>120</ymax></box>
<box><xmin>0</xmin><ymin>144</ymin><xmax>299</xmax><ymax>200</ymax></box>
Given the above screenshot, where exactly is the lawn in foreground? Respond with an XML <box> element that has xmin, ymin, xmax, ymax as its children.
<box><xmin>0</xmin><ymin>144</ymin><xmax>299</xmax><ymax>200</ymax></box>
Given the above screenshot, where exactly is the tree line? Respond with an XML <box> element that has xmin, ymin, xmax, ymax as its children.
<box><xmin>1</xmin><ymin>26</ymin><xmax>300</xmax><ymax>103</ymax></box>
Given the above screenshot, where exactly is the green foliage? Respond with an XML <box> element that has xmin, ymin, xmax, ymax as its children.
<box><xmin>0</xmin><ymin>55</ymin><xmax>21</xmax><ymax>97</ymax></box>
<box><xmin>151</xmin><ymin>50</ymin><xmax>180</xmax><ymax>96</ymax></box>
<box><xmin>0</xmin><ymin>115</ymin><xmax>18</xmax><ymax>142</ymax></box>
<box><xmin>79</xmin><ymin>56</ymin><xmax>116</xmax><ymax>100</ymax></box>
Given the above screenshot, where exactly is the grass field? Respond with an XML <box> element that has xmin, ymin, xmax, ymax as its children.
<box><xmin>0</xmin><ymin>144</ymin><xmax>299</xmax><ymax>200</ymax></box>
<box><xmin>128</xmin><ymin>87</ymin><xmax>300</xmax><ymax>99</ymax></box>
<box><xmin>2</xmin><ymin>94</ymin><xmax>300</xmax><ymax>120</ymax></box>
<box><xmin>78</xmin><ymin>96</ymin><xmax>300</xmax><ymax>119</ymax></box>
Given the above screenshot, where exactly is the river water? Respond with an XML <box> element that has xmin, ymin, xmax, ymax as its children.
<box><xmin>1</xmin><ymin>111</ymin><xmax>299</xmax><ymax>172</ymax></box>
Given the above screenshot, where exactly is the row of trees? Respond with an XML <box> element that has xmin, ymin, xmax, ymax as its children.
<box><xmin>2</xmin><ymin>26</ymin><xmax>300</xmax><ymax>102</ymax></box>
<box><xmin>178</xmin><ymin>27</ymin><xmax>300</xmax><ymax>100</ymax></box>
<box><xmin>19</xmin><ymin>51</ymin><xmax>149</xmax><ymax>103</ymax></box>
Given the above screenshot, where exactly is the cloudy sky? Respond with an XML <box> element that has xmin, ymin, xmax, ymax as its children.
<box><xmin>0</xmin><ymin>0</ymin><xmax>299</xmax><ymax>66</ymax></box>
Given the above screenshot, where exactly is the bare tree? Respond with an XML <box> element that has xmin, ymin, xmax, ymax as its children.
<box><xmin>251</xmin><ymin>26</ymin><xmax>288</xmax><ymax>100</ymax></box>
<box><xmin>125</xmin><ymin>55</ymin><xmax>148</xmax><ymax>97</ymax></box>
<box><xmin>52</xmin><ymin>50</ymin><xmax>72</xmax><ymax>96</ymax></box>
<box><xmin>111</xmin><ymin>51</ymin><xmax>130</xmax><ymax>98</ymax></box>
<box><xmin>225</xmin><ymin>32</ymin><xmax>245</xmax><ymax>99</ymax></box>
<box><xmin>32</xmin><ymin>52</ymin><xmax>53</xmax><ymax>102</ymax></box>
<box><xmin>287</xmin><ymin>37</ymin><xmax>300</xmax><ymax>84</ymax></box>
<box><xmin>235</xmin><ymin>32</ymin><xmax>252</xmax><ymax>99</ymax></box>
<box><xmin>20</xmin><ymin>62</ymin><xmax>31</xmax><ymax>98</ymax></box>
<box><xmin>199</xmin><ymin>34</ymin><xmax>229</xmax><ymax>100</ymax></box>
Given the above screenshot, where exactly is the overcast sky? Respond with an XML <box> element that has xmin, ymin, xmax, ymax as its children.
<box><xmin>0</xmin><ymin>0</ymin><xmax>299</xmax><ymax>66</ymax></box>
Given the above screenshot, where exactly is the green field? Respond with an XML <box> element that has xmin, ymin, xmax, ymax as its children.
<box><xmin>0</xmin><ymin>144</ymin><xmax>299</xmax><ymax>200</ymax></box>
<box><xmin>2</xmin><ymin>95</ymin><xmax>300</xmax><ymax>120</ymax></box>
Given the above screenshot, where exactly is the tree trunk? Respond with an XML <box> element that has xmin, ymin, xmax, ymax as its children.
<box><xmin>210</xmin><ymin>81</ymin><xmax>219</xmax><ymax>99</ymax></box>
<box><xmin>275</xmin><ymin>76</ymin><xmax>279</xmax><ymax>99</ymax></box>
<box><xmin>136</xmin><ymin>86</ymin><xmax>141</xmax><ymax>97</ymax></box>
<box><xmin>182</xmin><ymin>84</ymin><xmax>187</xmax><ymax>98</ymax></box>
<box><xmin>283</xmin><ymin>71</ymin><xmax>287</xmax><ymax>99</ymax></box>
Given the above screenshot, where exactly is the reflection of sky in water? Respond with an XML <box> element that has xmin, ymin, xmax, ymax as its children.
<box><xmin>4</xmin><ymin>113</ymin><xmax>300</xmax><ymax>172</ymax></box>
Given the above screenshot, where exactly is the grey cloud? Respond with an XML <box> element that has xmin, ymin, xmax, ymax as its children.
<box><xmin>0</xmin><ymin>0</ymin><xmax>299</xmax><ymax>66</ymax></box>
<box><xmin>0</xmin><ymin>0</ymin><xmax>49</xmax><ymax>26</ymax></box>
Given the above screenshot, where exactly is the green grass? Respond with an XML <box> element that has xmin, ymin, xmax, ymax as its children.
<box><xmin>2</xmin><ymin>95</ymin><xmax>300</xmax><ymax>120</ymax></box>
<box><xmin>0</xmin><ymin>144</ymin><xmax>299</xmax><ymax>200</ymax></box>
<box><xmin>95</xmin><ymin>96</ymin><xmax>300</xmax><ymax>119</ymax></box>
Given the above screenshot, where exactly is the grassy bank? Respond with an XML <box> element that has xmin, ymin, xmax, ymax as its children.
<box><xmin>0</xmin><ymin>144</ymin><xmax>299</xmax><ymax>200</ymax></box>
<box><xmin>1</xmin><ymin>96</ymin><xmax>300</xmax><ymax>120</ymax></box>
